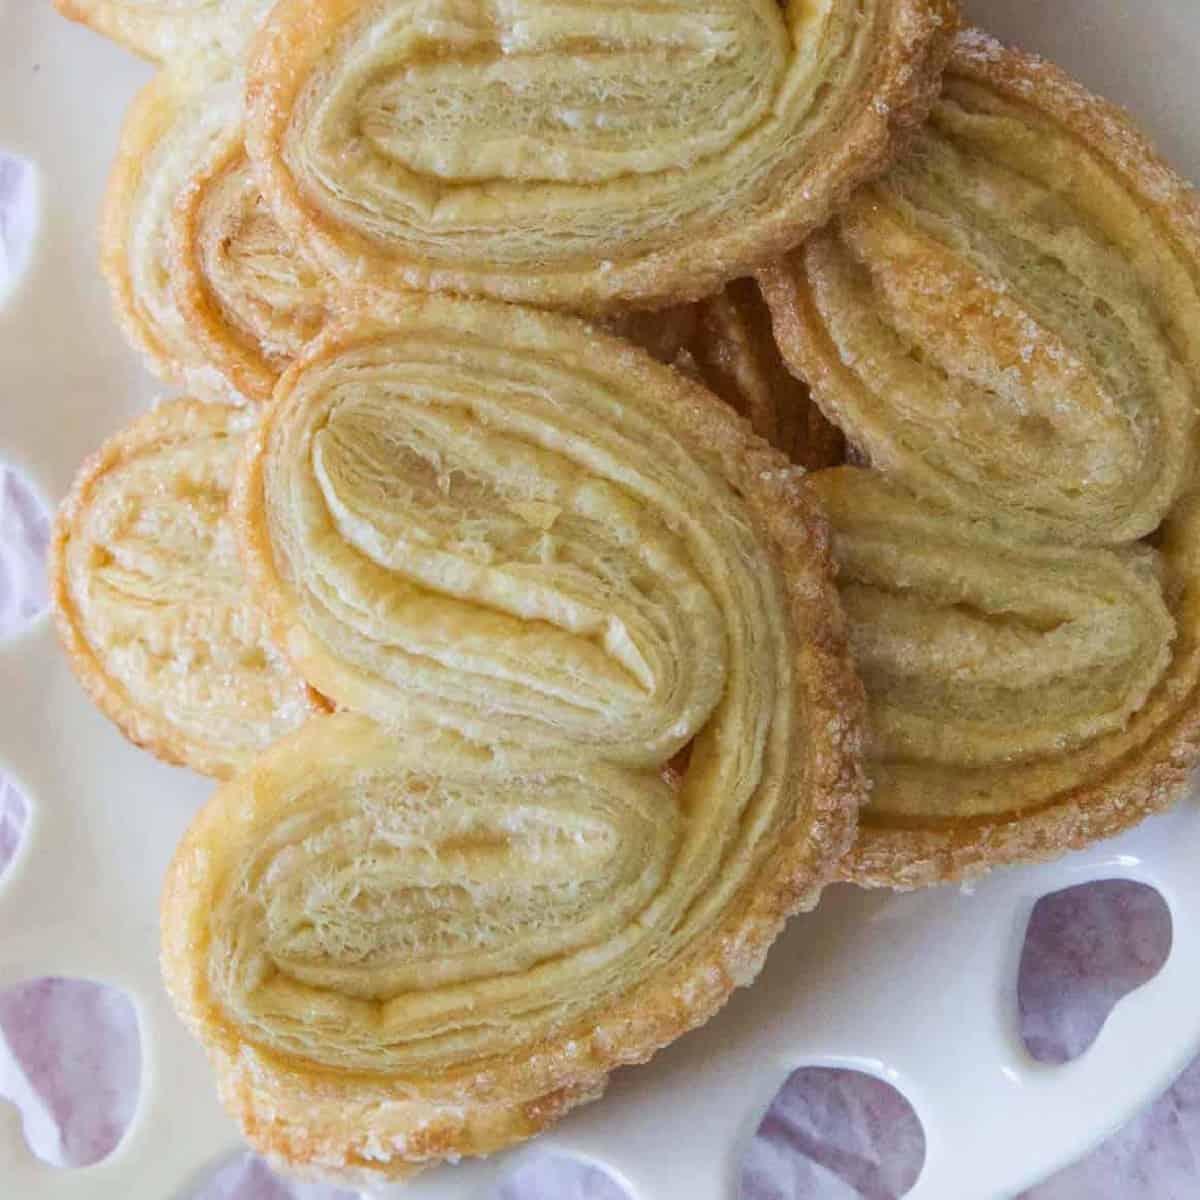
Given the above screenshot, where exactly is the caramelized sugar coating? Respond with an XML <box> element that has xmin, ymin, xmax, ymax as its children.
<box><xmin>811</xmin><ymin>468</ymin><xmax>1200</xmax><ymax>888</ymax></box>
<box><xmin>161</xmin><ymin>295</ymin><xmax>865</xmax><ymax>1184</ymax></box>
<box><xmin>52</xmin><ymin>400</ymin><xmax>320</xmax><ymax>778</ymax></box>
<box><xmin>104</xmin><ymin>64</ymin><xmax>338</xmax><ymax>405</ymax></box>
<box><xmin>245</xmin><ymin>0</ymin><xmax>958</xmax><ymax>314</ymax></box>
<box><xmin>612</xmin><ymin>279</ymin><xmax>845</xmax><ymax>470</ymax></box>
<box><xmin>762</xmin><ymin>31</ymin><xmax>1200</xmax><ymax>545</ymax></box>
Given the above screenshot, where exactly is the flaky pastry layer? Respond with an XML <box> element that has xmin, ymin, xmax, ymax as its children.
<box><xmin>811</xmin><ymin>469</ymin><xmax>1200</xmax><ymax>888</ymax></box>
<box><xmin>244</xmin><ymin>0</ymin><xmax>958</xmax><ymax>314</ymax></box>
<box><xmin>170</xmin><ymin>132</ymin><xmax>335</xmax><ymax>403</ymax></box>
<box><xmin>53</xmin><ymin>0</ymin><xmax>272</xmax><ymax>63</ymax></box>
<box><xmin>102</xmin><ymin>63</ymin><xmax>246</xmax><ymax>402</ymax></box>
<box><xmin>103</xmin><ymin>63</ymin><xmax>335</xmax><ymax>404</ymax></box>
<box><xmin>611</xmin><ymin>278</ymin><xmax>844</xmax><ymax>470</ymax></box>
<box><xmin>52</xmin><ymin>400</ymin><xmax>320</xmax><ymax>778</ymax></box>
<box><xmin>162</xmin><ymin>294</ymin><xmax>864</xmax><ymax>1182</ymax></box>
<box><xmin>761</xmin><ymin>30</ymin><xmax>1200</xmax><ymax>545</ymax></box>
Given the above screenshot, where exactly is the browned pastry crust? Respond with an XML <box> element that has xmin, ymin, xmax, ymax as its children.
<box><xmin>612</xmin><ymin>280</ymin><xmax>845</xmax><ymax>471</ymax></box>
<box><xmin>760</xmin><ymin>29</ymin><xmax>1200</xmax><ymax>546</ymax></box>
<box><xmin>102</xmin><ymin>61</ymin><xmax>340</xmax><ymax>406</ymax></box>
<box><xmin>164</xmin><ymin>707</ymin><xmax>858</xmax><ymax>1186</ymax></box>
<box><xmin>101</xmin><ymin>63</ymin><xmax>247</xmax><ymax>403</ymax></box>
<box><xmin>851</xmin><ymin>708</ymin><xmax>1200</xmax><ymax>891</ymax></box>
<box><xmin>51</xmin><ymin>400</ymin><xmax>322</xmax><ymax>778</ymax></box>
<box><xmin>244</xmin><ymin>0</ymin><xmax>959</xmax><ymax>314</ymax></box>
<box><xmin>690</xmin><ymin>280</ymin><xmax>846</xmax><ymax>471</ymax></box>
<box><xmin>809</xmin><ymin>468</ymin><xmax>1200</xmax><ymax>889</ymax></box>
<box><xmin>169</xmin><ymin>134</ymin><xmax>335</xmax><ymax>403</ymax></box>
<box><xmin>162</xmin><ymin>294</ymin><xmax>865</xmax><ymax>1183</ymax></box>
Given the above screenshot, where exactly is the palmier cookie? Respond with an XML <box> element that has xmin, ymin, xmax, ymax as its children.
<box><xmin>811</xmin><ymin>468</ymin><xmax>1200</xmax><ymax>888</ymax></box>
<box><xmin>103</xmin><ymin>64</ymin><xmax>333</xmax><ymax>404</ymax></box>
<box><xmin>160</xmin><ymin>294</ymin><xmax>865</xmax><ymax>1184</ymax></box>
<box><xmin>244</xmin><ymin>0</ymin><xmax>959</xmax><ymax>315</ymax></box>
<box><xmin>761</xmin><ymin>30</ymin><xmax>1200</xmax><ymax>545</ymax></box>
<box><xmin>52</xmin><ymin>400</ymin><xmax>321</xmax><ymax>778</ymax></box>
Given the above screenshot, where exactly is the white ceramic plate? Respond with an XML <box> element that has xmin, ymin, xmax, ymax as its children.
<box><xmin>1</xmin><ymin>2</ymin><xmax>1198</xmax><ymax>1197</ymax></box>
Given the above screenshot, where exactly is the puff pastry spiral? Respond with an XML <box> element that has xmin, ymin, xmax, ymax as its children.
<box><xmin>52</xmin><ymin>401</ymin><xmax>319</xmax><ymax>779</ymax></box>
<box><xmin>812</xmin><ymin>468</ymin><xmax>1200</xmax><ymax>887</ymax></box>
<box><xmin>53</xmin><ymin>0</ymin><xmax>272</xmax><ymax>63</ymax></box>
<box><xmin>103</xmin><ymin>64</ymin><xmax>245</xmax><ymax>403</ymax></box>
<box><xmin>170</xmin><ymin>134</ymin><xmax>334</xmax><ymax>403</ymax></box>
<box><xmin>104</xmin><ymin>64</ymin><xmax>332</xmax><ymax>404</ymax></box>
<box><xmin>163</xmin><ymin>296</ymin><xmax>864</xmax><ymax>1181</ymax></box>
<box><xmin>245</xmin><ymin>0</ymin><xmax>958</xmax><ymax>313</ymax></box>
<box><xmin>762</xmin><ymin>31</ymin><xmax>1200</xmax><ymax>545</ymax></box>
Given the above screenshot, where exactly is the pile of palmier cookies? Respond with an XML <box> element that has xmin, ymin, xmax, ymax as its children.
<box><xmin>47</xmin><ymin>0</ymin><xmax>1200</xmax><ymax>1187</ymax></box>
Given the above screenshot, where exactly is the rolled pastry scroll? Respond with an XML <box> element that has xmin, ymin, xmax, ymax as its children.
<box><xmin>104</xmin><ymin>65</ymin><xmax>332</xmax><ymax>404</ymax></box>
<box><xmin>245</xmin><ymin>0</ymin><xmax>958</xmax><ymax>313</ymax></box>
<box><xmin>52</xmin><ymin>400</ymin><xmax>320</xmax><ymax>778</ymax></box>
<box><xmin>811</xmin><ymin>468</ymin><xmax>1200</xmax><ymax>888</ymax></box>
<box><xmin>761</xmin><ymin>31</ymin><xmax>1200</xmax><ymax>545</ymax></box>
<box><xmin>162</xmin><ymin>295</ymin><xmax>864</xmax><ymax>1182</ymax></box>
<box><xmin>170</xmin><ymin>133</ymin><xmax>334</xmax><ymax>403</ymax></box>
<box><xmin>102</xmin><ymin>64</ymin><xmax>245</xmax><ymax>402</ymax></box>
